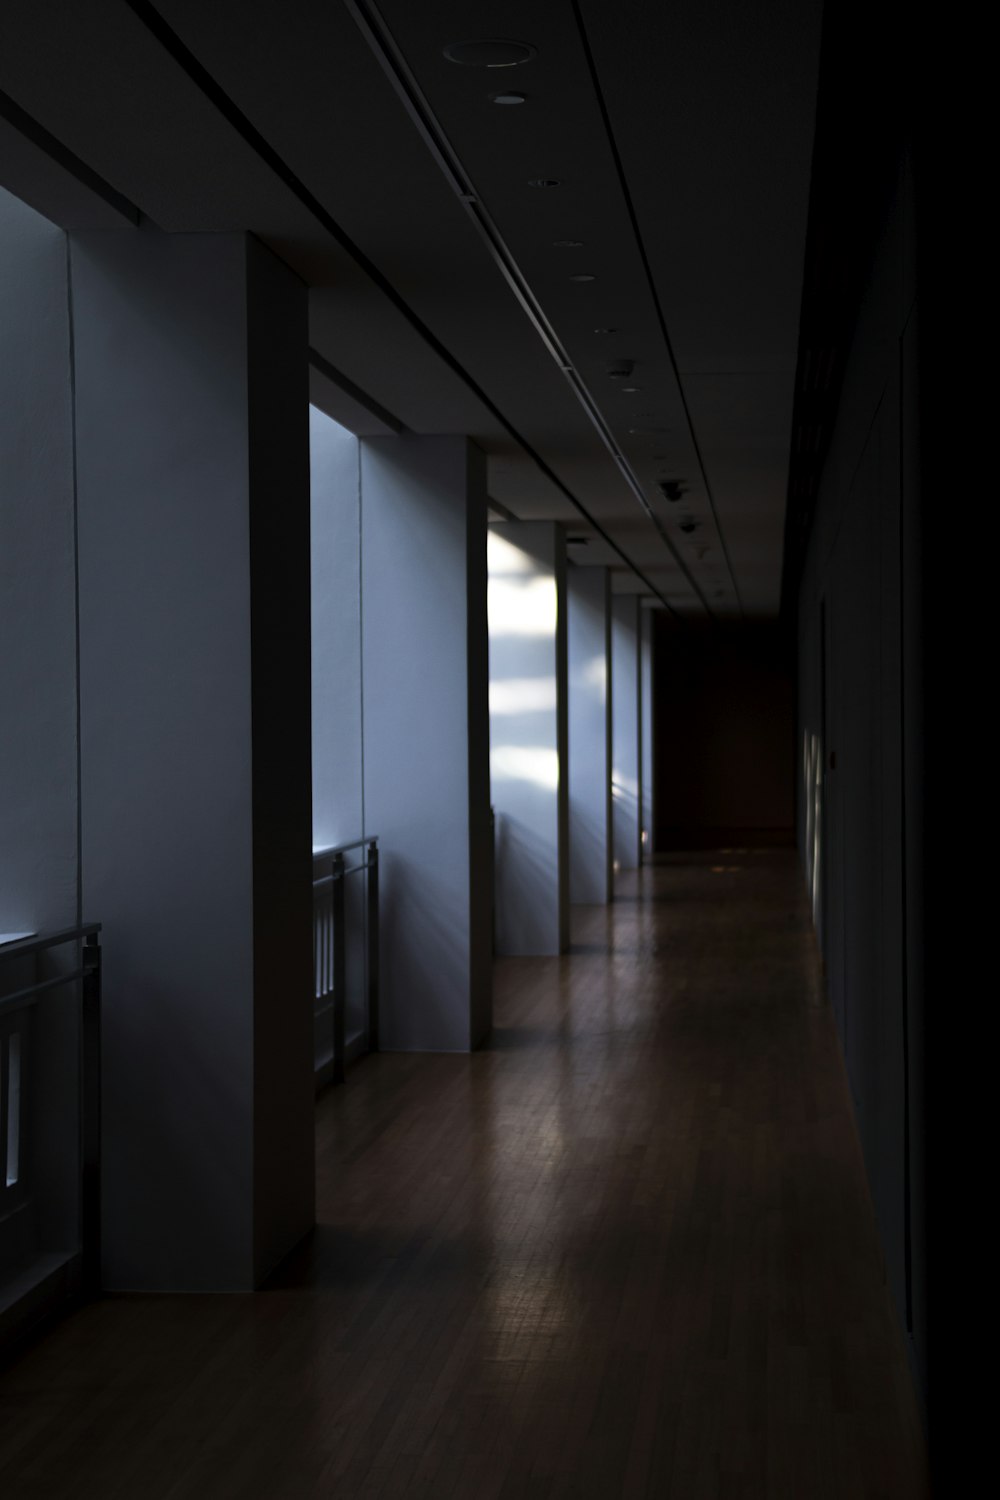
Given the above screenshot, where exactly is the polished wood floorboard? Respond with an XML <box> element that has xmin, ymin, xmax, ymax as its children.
<box><xmin>0</xmin><ymin>853</ymin><xmax>929</xmax><ymax>1497</ymax></box>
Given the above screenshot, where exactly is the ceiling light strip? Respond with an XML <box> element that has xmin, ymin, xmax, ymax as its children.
<box><xmin>128</xmin><ymin>0</ymin><xmax>677</xmax><ymax>612</ymax></box>
<box><xmin>569</xmin><ymin>0</ymin><xmax>744</xmax><ymax>617</ymax></box>
<box><xmin>343</xmin><ymin>0</ymin><xmax>712</xmax><ymax>618</ymax></box>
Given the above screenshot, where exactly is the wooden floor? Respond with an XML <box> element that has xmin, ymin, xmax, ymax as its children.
<box><xmin>0</xmin><ymin>852</ymin><xmax>929</xmax><ymax>1498</ymax></box>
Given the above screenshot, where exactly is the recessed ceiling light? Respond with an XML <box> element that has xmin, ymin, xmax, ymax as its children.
<box><xmin>491</xmin><ymin>91</ymin><xmax>527</xmax><ymax>104</ymax></box>
<box><xmin>553</xmin><ymin>239</ymin><xmax>584</xmax><ymax>247</ymax></box>
<box><xmin>444</xmin><ymin>39</ymin><xmax>537</xmax><ymax>67</ymax></box>
<box><xmin>569</xmin><ymin>273</ymin><xmax>596</xmax><ymax>283</ymax></box>
<box><xmin>527</xmin><ymin>178</ymin><xmax>561</xmax><ymax>189</ymax></box>
<box><xmin>622</xmin><ymin>386</ymin><xmax>641</xmax><ymax>393</ymax></box>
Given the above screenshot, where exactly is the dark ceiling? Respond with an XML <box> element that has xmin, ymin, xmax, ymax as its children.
<box><xmin>0</xmin><ymin>0</ymin><xmax>825</xmax><ymax>618</ymax></box>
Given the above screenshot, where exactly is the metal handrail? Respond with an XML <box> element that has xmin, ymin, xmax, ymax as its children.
<box><xmin>313</xmin><ymin>837</ymin><xmax>378</xmax><ymax>860</ymax></box>
<box><xmin>1</xmin><ymin>970</ymin><xmax>90</xmax><ymax>1013</ymax></box>
<box><xmin>312</xmin><ymin>839</ymin><xmax>379</xmax><ymax>1086</ymax></box>
<box><xmin>0</xmin><ymin>923</ymin><xmax>102</xmax><ymax>1301</ymax></box>
<box><xmin>0</xmin><ymin>922</ymin><xmax>102</xmax><ymax>963</ymax></box>
<box><xmin>1</xmin><ymin>924</ymin><xmax>102</xmax><ymax>1012</ymax></box>
<box><xmin>313</xmin><ymin>861</ymin><xmax>375</xmax><ymax>888</ymax></box>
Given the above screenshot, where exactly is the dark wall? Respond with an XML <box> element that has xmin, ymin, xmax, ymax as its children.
<box><xmin>795</xmin><ymin>148</ymin><xmax>924</xmax><ymax>1417</ymax></box>
<box><xmin>652</xmin><ymin>621</ymin><xmax>794</xmax><ymax>850</ymax></box>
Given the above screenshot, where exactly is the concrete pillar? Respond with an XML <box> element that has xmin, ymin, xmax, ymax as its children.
<box><xmin>640</xmin><ymin>604</ymin><xmax>655</xmax><ymax>860</ymax></box>
<box><xmin>567</xmin><ymin>566</ymin><xmax>612</xmax><ymax>904</ymax></box>
<box><xmin>612</xmin><ymin>594</ymin><xmax>643</xmax><ymax>872</ymax></box>
<box><xmin>71</xmin><ymin>225</ymin><xmax>313</xmax><ymax>1290</ymax></box>
<box><xmin>360</xmin><ymin>436</ymin><xmax>491</xmax><ymax>1052</ymax></box>
<box><xmin>489</xmin><ymin>523</ymin><xmax>569</xmax><ymax>955</ymax></box>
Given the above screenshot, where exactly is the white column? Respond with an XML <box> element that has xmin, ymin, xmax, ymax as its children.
<box><xmin>612</xmin><ymin>594</ymin><xmax>643</xmax><ymax>872</ymax></box>
<box><xmin>489</xmin><ymin>523</ymin><xmax>569</xmax><ymax>955</ymax></box>
<box><xmin>360</xmin><ymin>436</ymin><xmax>492</xmax><ymax>1052</ymax></box>
<box><xmin>72</xmin><ymin>225</ymin><xmax>314</xmax><ymax>1290</ymax></box>
<box><xmin>568</xmin><ymin>566</ymin><xmax>612</xmax><ymax>904</ymax></box>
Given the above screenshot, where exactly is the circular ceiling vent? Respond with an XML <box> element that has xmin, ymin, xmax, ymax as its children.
<box><xmin>443</xmin><ymin>39</ymin><xmax>537</xmax><ymax>67</ymax></box>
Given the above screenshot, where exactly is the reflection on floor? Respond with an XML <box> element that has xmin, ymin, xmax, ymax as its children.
<box><xmin>0</xmin><ymin>853</ymin><xmax>928</xmax><ymax>1498</ymax></box>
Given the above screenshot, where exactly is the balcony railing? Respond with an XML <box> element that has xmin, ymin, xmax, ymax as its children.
<box><xmin>0</xmin><ymin>923</ymin><xmax>101</xmax><ymax>1348</ymax></box>
<box><xmin>312</xmin><ymin>839</ymin><xmax>378</xmax><ymax>1088</ymax></box>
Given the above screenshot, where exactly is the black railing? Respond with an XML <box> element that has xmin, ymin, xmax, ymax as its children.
<box><xmin>0</xmin><ymin>923</ymin><xmax>102</xmax><ymax>1340</ymax></box>
<box><xmin>312</xmin><ymin>840</ymin><xmax>378</xmax><ymax>1087</ymax></box>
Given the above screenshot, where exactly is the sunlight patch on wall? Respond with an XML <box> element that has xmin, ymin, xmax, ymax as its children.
<box><xmin>582</xmin><ymin>653</ymin><xmax>607</xmax><ymax>690</ymax></box>
<box><xmin>487</xmin><ymin>531</ymin><xmax>535</xmax><ymax>576</ymax></box>
<box><xmin>490</xmin><ymin>745</ymin><xmax>560</xmax><ymax>790</ymax></box>
<box><xmin>489</xmin><ymin>677</ymin><xmax>558</xmax><ymax>716</ymax></box>
<box><xmin>488</xmin><ymin>576</ymin><xmax>558</xmax><ymax>638</ymax></box>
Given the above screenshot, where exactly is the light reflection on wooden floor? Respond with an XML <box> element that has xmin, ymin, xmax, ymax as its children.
<box><xmin>0</xmin><ymin>852</ymin><xmax>929</xmax><ymax>1497</ymax></box>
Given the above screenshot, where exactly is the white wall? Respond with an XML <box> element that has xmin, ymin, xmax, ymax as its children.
<box><xmin>612</xmin><ymin>594</ymin><xmax>642</xmax><ymax>871</ymax></box>
<box><xmin>0</xmin><ymin>187</ymin><xmax>82</xmax><ymax>1273</ymax></box>
<box><xmin>640</xmin><ymin>604</ymin><xmax>655</xmax><ymax>858</ymax></box>
<box><xmin>71</xmin><ymin>225</ymin><xmax>314</xmax><ymax>1290</ymax></box>
<box><xmin>489</xmin><ymin>523</ymin><xmax>569</xmax><ymax>954</ymax></box>
<box><xmin>567</xmin><ymin>566</ymin><xmax>611</xmax><ymax>904</ymax></box>
<box><xmin>360</xmin><ymin>436</ymin><xmax>491</xmax><ymax>1051</ymax></box>
<box><xmin>310</xmin><ymin>407</ymin><xmax>363</xmax><ymax>853</ymax></box>
<box><xmin>310</xmin><ymin>407</ymin><xmax>368</xmax><ymax>1062</ymax></box>
<box><xmin>0</xmin><ymin>187</ymin><xmax>77</xmax><ymax>936</ymax></box>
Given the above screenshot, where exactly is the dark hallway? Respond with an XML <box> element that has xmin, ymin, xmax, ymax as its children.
<box><xmin>0</xmin><ymin>855</ymin><xmax>928</xmax><ymax>1497</ymax></box>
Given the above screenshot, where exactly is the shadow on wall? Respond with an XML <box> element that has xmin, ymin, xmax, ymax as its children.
<box><xmin>492</xmin><ymin>810</ymin><xmax>562</xmax><ymax>956</ymax></box>
<box><xmin>377</xmin><ymin>850</ymin><xmax>473</xmax><ymax>1052</ymax></box>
